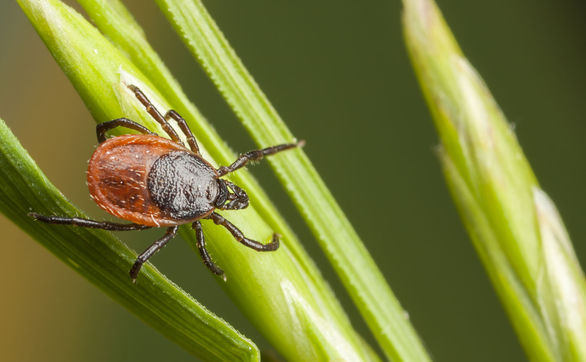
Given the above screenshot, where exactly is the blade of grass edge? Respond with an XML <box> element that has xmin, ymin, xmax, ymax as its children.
<box><xmin>154</xmin><ymin>0</ymin><xmax>430</xmax><ymax>360</ymax></box>
<box><xmin>0</xmin><ymin>117</ymin><xmax>258</xmax><ymax>361</ymax></box>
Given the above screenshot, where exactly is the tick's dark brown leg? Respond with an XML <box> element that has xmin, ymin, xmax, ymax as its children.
<box><xmin>165</xmin><ymin>110</ymin><xmax>200</xmax><ymax>154</ymax></box>
<box><xmin>192</xmin><ymin>221</ymin><xmax>224</xmax><ymax>276</ymax></box>
<box><xmin>130</xmin><ymin>225</ymin><xmax>178</xmax><ymax>282</ymax></box>
<box><xmin>127</xmin><ymin>84</ymin><xmax>182</xmax><ymax>144</ymax></box>
<box><xmin>96</xmin><ymin>118</ymin><xmax>155</xmax><ymax>143</ymax></box>
<box><xmin>29</xmin><ymin>213</ymin><xmax>151</xmax><ymax>231</ymax></box>
<box><xmin>216</xmin><ymin>141</ymin><xmax>305</xmax><ymax>176</ymax></box>
<box><xmin>209</xmin><ymin>212</ymin><xmax>279</xmax><ymax>251</ymax></box>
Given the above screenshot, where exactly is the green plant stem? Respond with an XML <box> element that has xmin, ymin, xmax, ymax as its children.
<box><xmin>403</xmin><ymin>0</ymin><xmax>586</xmax><ymax>360</ymax></box>
<box><xmin>154</xmin><ymin>0</ymin><xmax>430</xmax><ymax>360</ymax></box>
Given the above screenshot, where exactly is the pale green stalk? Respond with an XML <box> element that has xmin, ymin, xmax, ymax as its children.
<box><xmin>154</xmin><ymin>0</ymin><xmax>430</xmax><ymax>360</ymax></box>
<box><xmin>16</xmin><ymin>0</ymin><xmax>377</xmax><ymax>360</ymax></box>
<box><xmin>403</xmin><ymin>0</ymin><xmax>586</xmax><ymax>360</ymax></box>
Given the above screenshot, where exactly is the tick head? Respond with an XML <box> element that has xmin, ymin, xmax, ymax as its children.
<box><xmin>214</xmin><ymin>179</ymin><xmax>249</xmax><ymax>210</ymax></box>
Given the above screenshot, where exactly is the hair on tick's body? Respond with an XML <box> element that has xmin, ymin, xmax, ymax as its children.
<box><xmin>30</xmin><ymin>84</ymin><xmax>304</xmax><ymax>282</ymax></box>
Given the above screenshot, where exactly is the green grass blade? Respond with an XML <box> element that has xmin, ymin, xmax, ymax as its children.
<box><xmin>0</xmin><ymin>116</ymin><xmax>258</xmax><ymax>361</ymax></box>
<box><xmin>403</xmin><ymin>0</ymin><xmax>586</xmax><ymax>360</ymax></box>
<box><xmin>154</xmin><ymin>0</ymin><xmax>430</xmax><ymax>360</ymax></box>
<box><xmin>17</xmin><ymin>0</ymin><xmax>377</xmax><ymax>360</ymax></box>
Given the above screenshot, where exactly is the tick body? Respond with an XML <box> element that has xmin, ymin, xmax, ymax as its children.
<box><xmin>88</xmin><ymin>134</ymin><xmax>219</xmax><ymax>226</ymax></box>
<box><xmin>30</xmin><ymin>85</ymin><xmax>303</xmax><ymax>281</ymax></box>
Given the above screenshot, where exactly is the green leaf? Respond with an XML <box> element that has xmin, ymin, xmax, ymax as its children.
<box><xmin>403</xmin><ymin>0</ymin><xmax>586</xmax><ymax>360</ymax></box>
<box><xmin>17</xmin><ymin>0</ymin><xmax>377</xmax><ymax>360</ymax></box>
<box><xmin>0</xmin><ymin>116</ymin><xmax>258</xmax><ymax>361</ymax></box>
<box><xmin>153</xmin><ymin>0</ymin><xmax>430</xmax><ymax>360</ymax></box>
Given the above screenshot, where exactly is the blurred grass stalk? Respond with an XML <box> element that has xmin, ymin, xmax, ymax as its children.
<box><xmin>17</xmin><ymin>0</ymin><xmax>378</xmax><ymax>360</ymax></box>
<box><xmin>403</xmin><ymin>0</ymin><xmax>586</xmax><ymax>360</ymax></box>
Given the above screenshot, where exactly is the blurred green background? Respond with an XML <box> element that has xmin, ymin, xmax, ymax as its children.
<box><xmin>1</xmin><ymin>0</ymin><xmax>585</xmax><ymax>361</ymax></box>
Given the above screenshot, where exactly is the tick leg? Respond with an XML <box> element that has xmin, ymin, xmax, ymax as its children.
<box><xmin>209</xmin><ymin>212</ymin><xmax>279</xmax><ymax>251</ymax></box>
<box><xmin>193</xmin><ymin>221</ymin><xmax>224</xmax><ymax>276</ymax></box>
<box><xmin>217</xmin><ymin>141</ymin><xmax>305</xmax><ymax>176</ymax></box>
<box><xmin>127</xmin><ymin>84</ymin><xmax>182</xmax><ymax>144</ymax></box>
<box><xmin>130</xmin><ymin>225</ymin><xmax>178</xmax><ymax>282</ymax></box>
<box><xmin>165</xmin><ymin>110</ymin><xmax>200</xmax><ymax>154</ymax></box>
<box><xmin>29</xmin><ymin>213</ymin><xmax>151</xmax><ymax>231</ymax></box>
<box><xmin>96</xmin><ymin>118</ymin><xmax>155</xmax><ymax>143</ymax></box>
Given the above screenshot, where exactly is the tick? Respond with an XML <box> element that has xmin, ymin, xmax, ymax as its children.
<box><xmin>30</xmin><ymin>84</ymin><xmax>303</xmax><ymax>282</ymax></box>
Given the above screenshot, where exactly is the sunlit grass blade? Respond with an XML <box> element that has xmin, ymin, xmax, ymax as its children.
<box><xmin>0</xmin><ymin>117</ymin><xmax>258</xmax><ymax>361</ymax></box>
<box><xmin>402</xmin><ymin>0</ymin><xmax>586</xmax><ymax>360</ymax></box>
<box><xmin>154</xmin><ymin>0</ymin><xmax>430</xmax><ymax>360</ymax></box>
<box><xmin>17</xmin><ymin>0</ymin><xmax>377</xmax><ymax>360</ymax></box>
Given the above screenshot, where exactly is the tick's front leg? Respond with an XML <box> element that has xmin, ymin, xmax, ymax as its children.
<box><xmin>216</xmin><ymin>141</ymin><xmax>304</xmax><ymax>176</ymax></box>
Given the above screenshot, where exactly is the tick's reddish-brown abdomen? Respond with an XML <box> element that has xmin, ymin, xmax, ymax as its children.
<box><xmin>87</xmin><ymin>134</ymin><xmax>213</xmax><ymax>227</ymax></box>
